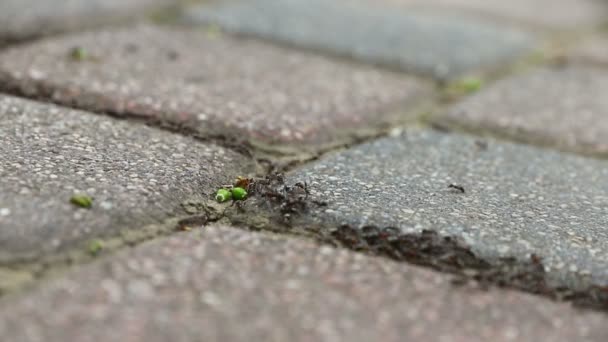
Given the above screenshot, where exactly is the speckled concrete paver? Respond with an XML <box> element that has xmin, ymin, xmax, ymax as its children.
<box><xmin>0</xmin><ymin>95</ymin><xmax>253</xmax><ymax>263</ymax></box>
<box><xmin>0</xmin><ymin>225</ymin><xmax>606</xmax><ymax>342</ymax></box>
<box><xmin>0</xmin><ymin>25</ymin><xmax>431</xmax><ymax>153</ymax></box>
<box><xmin>440</xmin><ymin>66</ymin><xmax>608</xmax><ymax>156</ymax></box>
<box><xmin>0</xmin><ymin>0</ymin><xmax>175</xmax><ymax>44</ymax></box>
<box><xmin>387</xmin><ymin>0</ymin><xmax>608</xmax><ymax>30</ymax></box>
<box><xmin>182</xmin><ymin>0</ymin><xmax>534</xmax><ymax>80</ymax></box>
<box><xmin>2</xmin><ymin>0</ymin><xmax>608</xmax><ymax>339</ymax></box>
<box><xmin>265</xmin><ymin>129</ymin><xmax>608</xmax><ymax>286</ymax></box>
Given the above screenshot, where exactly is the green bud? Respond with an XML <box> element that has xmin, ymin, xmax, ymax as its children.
<box><xmin>70</xmin><ymin>194</ymin><xmax>93</xmax><ymax>208</ymax></box>
<box><xmin>231</xmin><ymin>187</ymin><xmax>247</xmax><ymax>201</ymax></box>
<box><xmin>216</xmin><ymin>188</ymin><xmax>232</xmax><ymax>203</ymax></box>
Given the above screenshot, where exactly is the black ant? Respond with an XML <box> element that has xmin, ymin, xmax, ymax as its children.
<box><xmin>448</xmin><ymin>184</ymin><xmax>465</xmax><ymax>193</ymax></box>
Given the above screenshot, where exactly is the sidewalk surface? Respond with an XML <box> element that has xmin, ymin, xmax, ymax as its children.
<box><xmin>1</xmin><ymin>0</ymin><xmax>608</xmax><ymax>341</ymax></box>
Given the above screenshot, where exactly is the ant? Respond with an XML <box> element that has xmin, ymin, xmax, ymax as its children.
<box><xmin>225</xmin><ymin>173</ymin><xmax>319</xmax><ymax>219</ymax></box>
<box><xmin>448</xmin><ymin>184</ymin><xmax>465</xmax><ymax>193</ymax></box>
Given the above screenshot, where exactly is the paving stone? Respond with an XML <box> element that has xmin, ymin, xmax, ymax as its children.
<box><xmin>0</xmin><ymin>0</ymin><xmax>175</xmax><ymax>44</ymax></box>
<box><xmin>387</xmin><ymin>0</ymin><xmax>608</xmax><ymax>30</ymax></box>
<box><xmin>1</xmin><ymin>225</ymin><xmax>606</xmax><ymax>342</ymax></box>
<box><xmin>441</xmin><ymin>66</ymin><xmax>608</xmax><ymax>156</ymax></box>
<box><xmin>569</xmin><ymin>36</ymin><xmax>608</xmax><ymax>66</ymax></box>
<box><xmin>0</xmin><ymin>25</ymin><xmax>430</xmax><ymax>152</ymax></box>
<box><xmin>182</xmin><ymin>0</ymin><xmax>534</xmax><ymax>80</ymax></box>
<box><xmin>264</xmin><ymin>129</ymin><xmax>608</xmax><ymax>286</ymax></box>
<box><xmin>0</xmin><ymin>95</ymin><xmax>253</xmax><ymax>263</ymax></box>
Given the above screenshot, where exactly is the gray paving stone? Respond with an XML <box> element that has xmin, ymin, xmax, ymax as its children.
<box><xmin>441</xmin><ymin>66</ymin><xmax>608</xmax><ymax>156</ymax></box>
<box><xmin>0</xmin><ymin>0</ymin><xmax>175</xmax><ymax>44</ymax></box>
<box><xmin>268</xmin><ymin>129</ymin><xmax>608</xmax><ymax>286</ymax></box>
<box><xmin>1</xmin><ymin>225</ymin><xmax>606</xmax><ymax>342</ymax></box>
<box><xmin>0</xmin><ymin>25</ymin><xmax>430</xmax><ymax>152</ymax></box>
<box><xmin>0</xmin><ymin>95</ymin><xmax>253</xmax><ymax>263</ymax></box>
<box><xmin>182</xmin><ymin>0</ymin><xmax>535</xmax><ymax>80</ymax></box>
<box><xmin>388</xmin><ymin>0</ymin><xmax>608</xmax><ymax>30</ymax></box>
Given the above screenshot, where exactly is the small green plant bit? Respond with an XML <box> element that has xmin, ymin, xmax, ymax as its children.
<box><xmin>215</xmin><ymin>188</ymin><xmax>232</xmax><ymax>203</ymax></box>
<box><xmin>457</xmin><ymin>77</ymin><xmax>483</xmax><ymax>94</ymax></box>
<box><xmin>87</xmin><ymin>239</ymin><xmax>104</xmax><ymax>256</ymax></box>
<box><xmin>70</xmin><ymin>194</ymin><xmax>93</xmax><ymax>208</ymax></box>
<box><xmin>69</xmin><ymin>46</ymin><xmax>88</xmax><ymax>61</ymax></box>
<box><xmin>231</xmin><ymin>187</ymin><xmax>248</xmax><ymax>201</ymax></box>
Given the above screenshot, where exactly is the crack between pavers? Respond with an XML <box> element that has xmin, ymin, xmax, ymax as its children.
<box><xmin>171</xmin><ymin>19</ymin><xmax>532</xmax><ymax>85</ymax></box>
<box><xmin>2</xmin><ymin>7</ymin><xmax>600</xmax><ymax>163</ymax></box>
<box><xmin>169</xmin><ymin>15</ymin><xmax>588</xmax><ymax>88</ymax></box>
<box><xmin>4</xmin><ymin>175</ymin><xmax>608</xmax><ymax>317</ymax></box>
<box><xmin>0</xmin><ymin>73</ymin><xmax>258</xmax><ymax>153</ymax></box>
<box><xmin>0</xmin><ymin>24</ymin><xmax>127</xmax><ymax>52</ymax></box>
<box><xmin>426</xmin><ymin>115</ymin><xmax>608</xmax><ymax>160</ymax></box>
<box><xmin>0</xmin><ymin>190</ymin><xmax>300</xmax><ymax>299</ymax></box>
<box><xmin>0</xmin><ymin>208</ymin><xmax>231</xmax><ymax>298</ymax></box>
<box><xmin>0</xmin><ymin>84</ymin><xmax>433</xmax><ymax>299</ymax></box>
<box><xmin>0</xmin><ymin>83</ymin><xmax>595</xmax><ymax>303</ymax></box>
<box><xmin>211</xmin><ymin>196</ymin><xmax>608</xmax><ymax>314</ymax></box>
<box><xmin>0</xmin><ymin>70</ymin><xmax>439</xmax><ymax>175</ymax></box>
<box><xmin>419</xmin><ymin>60</ymin><xmax>608</xmax><ymax>161</ymax></box>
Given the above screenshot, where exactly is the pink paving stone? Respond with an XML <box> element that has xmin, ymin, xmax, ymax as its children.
<box><xmin>384</xmin><ymin>0</ymin><xmax>608</xmax><ymax>30</ymax></box>
<box><xmin>440</xmin><ymin>66</ymin><xmax>608</xmax><ymax>156</ymax></box>
<box><xmin>0</xmin><ymin>225</ymin><xmax>607</xmax><ymax>342</ymax></box>
<box><xmin>0</xmin><ymin>25</ymin><xmax>432</xmax><ymax>152</ymax></box>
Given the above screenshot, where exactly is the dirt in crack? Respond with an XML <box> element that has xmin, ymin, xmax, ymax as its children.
<box><xmin>224</xmin><ymin>173</ymin><xmax>327</xmax><ymax>224</ymax></box>
<box><xmin>220</xmin><ymin>173</ymin><xmax>608</xmax><ymax>313</ymax></box>
<box><xmin>317</xmin><ymin>225</ymin><xmax>608</xmax><ymax>313</ymax></box>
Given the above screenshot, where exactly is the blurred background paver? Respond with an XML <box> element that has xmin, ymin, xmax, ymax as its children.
<box><xmin>0</xmin><ymin>0</ymin><xmax>176</xmax><ymax>45</ymax></box>
<box><xmin>182</xmin><ymin>0</ymin><xmax>535</xmax><ymax>80</ymax></box>
<box><xmin>0</xmin><ymin>95</ymin><xmax>253</xmax><ymax>264</ymax></box>
<box><xmin>0</xmin><ymin>25</ymin><xmax>431</xmax><ymax>153</ymax></box>
<box><xmin>440</xmin><ymin>66</ymin><xmax>608</xmax><ymax>156</ymax></box>
<box><xmin>386</xmin><ymin>0</ymin><xmax>608</xmax><ymax>30</ymax></box>
<box><xmin>252</xmin><ymin>130</ymin><xmax>608</xmax><ymax>287</ymax></box>
<box><xmin>569</xmin><ymin>36</ymin><xmax>608</xmax><ymax>66</ymax></box>
<box><xmin>0</xmin><ymin>226</ymin><xmax>606</xmax><ymax>342</ymax></box>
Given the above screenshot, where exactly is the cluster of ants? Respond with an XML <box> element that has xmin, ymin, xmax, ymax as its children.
<box><xmin>223</xmin><ymin>173</ymin><xmax>324</xmax><ymax>219</ymax></box>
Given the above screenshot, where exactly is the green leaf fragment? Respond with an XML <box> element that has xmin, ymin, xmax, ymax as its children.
<box><xmin>70</xmin><ymin>194</ymin><xmax>93</xmax><ymax>208</ymax></box>
<box><xmin>231</xmin><ymin>187</ymin><xmax>247</xmax><ymax>201</ymax></box>
<box><xmin>216</xmin><ymin>188</ymin><xmax>232</xmax><ymax>203</ymax></box>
